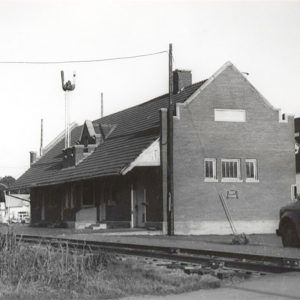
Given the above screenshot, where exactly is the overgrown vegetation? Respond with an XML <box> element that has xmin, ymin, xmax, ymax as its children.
<box><xmin>0</xmin><ymin>230</ymin><xmax>220</xmax><ymax>299</ymax></box>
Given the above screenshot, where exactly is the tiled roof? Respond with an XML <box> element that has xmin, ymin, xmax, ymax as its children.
<box><xmin>13</xmin><ymin>81</ymin><xmax>206</xmax><ymax>189</ymax></box>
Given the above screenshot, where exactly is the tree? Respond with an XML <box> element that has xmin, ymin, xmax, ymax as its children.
<box><xmin>0</xmin><ymin>176</ymin><xmax>16</xmax><ymax>188</ymax></box>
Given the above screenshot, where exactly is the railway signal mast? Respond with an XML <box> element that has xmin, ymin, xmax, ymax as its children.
<box><xmin>61</xmin><ymin>71</ymin><xmax>76</xmax><ymax>149</ymax></box>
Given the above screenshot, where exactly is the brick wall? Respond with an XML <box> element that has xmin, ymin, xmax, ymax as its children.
<box><xmin>173</xmin><ymin>63</ymin><xmax>295</xmax><ymax>234</ymax></box>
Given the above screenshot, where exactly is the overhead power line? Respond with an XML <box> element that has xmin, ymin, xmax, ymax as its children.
<box><xmin>0</xmin><ymin>50</ymin><xmax>167</xmax><ymax>65</ymax></box>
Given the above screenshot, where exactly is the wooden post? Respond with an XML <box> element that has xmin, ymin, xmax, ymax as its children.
<box><xmin>160</xmin><ymin>108</ymin><xmax>168</xmax><ymax>234</ymax></box>
<box><xmin>80</xmin><ymin>182</ymin><xmax>83</xmax><ymax>208</ymax></box>
<box><xmin>96</xmin><ymin>179</ymin><xmax>100</xmax><ymax>223</ymax></box>
<box><xmin>130</xmin><ymin>184</ymin><xmax>134</xmax><ymax>228</ymax></box>
<box><xmin>143</xmin><ymin>188</ymin><xmax>147</xmax><ymax>224</ymax></box>
<box><xmin>60</xmin><ymin>187</ymin><xmax>64</xmax><ymax>221</ymax></box>
<box><xmin>100</xmin><ymin>180</ymin><xmax>106</xmax><ymax>222</ymax></box>
<box><xmin>167</xmin><ymin>43</ymin><xmax>174</xmax><ymax>235</ymax></box>
<box><xmin>41</xmin><ymin>192</ymin><xmax>45</xmax><ymax>221</ymax></box>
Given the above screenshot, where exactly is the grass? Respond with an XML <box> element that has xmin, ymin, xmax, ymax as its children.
<box><xmin>0</xmin><ymin>229</ymin><xmax>221</xmax><ymax>300</ymax></box>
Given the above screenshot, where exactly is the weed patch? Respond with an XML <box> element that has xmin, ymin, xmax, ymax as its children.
<box><xmin>0</xmin><ymin>230</ymin><xmax>220</xmax><ymax>299</ymax></box>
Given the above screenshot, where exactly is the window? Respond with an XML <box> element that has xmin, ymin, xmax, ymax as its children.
<box><xmin>245</xmin><ymin>159</ymin><xmax>258</xmax><ymax>182</ymax></box>
<box><xmin>204</xmin><ymin>158</ymin><xmax>217</xmax><ymax>182</ymax></box>
<box><xmin>291</xmin><ymin>185</ymin><xmax>300</xmax><ymax>201</ymax></box>
<box><xmin>214</xmin><ymin>109</ymin><xmax>246</xmax><ymax>122</ymax></box>
<box><xmin>104</xmin><ymin>185</ymin><xmax>116</xmax><ymax>206</ymax></box>
<box><xmin>279</xmin><ymin>111</ymin><xmax>288</xmax><ymax>123</ymax></box>
<box><xmin>73</xmin><ymin>184</ymin><xmax>81</xmax><ymax>208</ymax></box>
<box><xmin>221</xmin><ymin>159</ymin><xmax>241</xmax><ymax>182</ymax></box>
<box><xmin>82</xmin><ymin>181</ymin><xmax>94</xmax><ymax>206</ymax></box>
<box><xmin>296</xmin><ymin>143</ymin><xmax>299</xmax><ymax>155</ymax></box>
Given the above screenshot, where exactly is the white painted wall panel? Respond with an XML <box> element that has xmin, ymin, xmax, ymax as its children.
<box><xmin>214</xmin><ymin>109</ymin><xmax>246</xmax><ymax>122</ymax></box>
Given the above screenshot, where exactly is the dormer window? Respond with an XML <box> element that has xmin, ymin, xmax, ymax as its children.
<box><xmin>62</xmin><ymin>120</ymin><xmax>116</xmax><ymax>168</ymax></box>
<box><xmin>83</xmin><ymin>137</ymin><xmax>89</xmax><ymax>153</ymax></box>
<box><xmin>62</xmin><ymin>120</ymin><xmax>101</xmax><ymax>168</ymax></box>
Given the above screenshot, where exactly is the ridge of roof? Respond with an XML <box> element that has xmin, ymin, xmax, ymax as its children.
<box><xmin>92</xmin><ymin>80</ymin><xmax>206</xmax><ymax>125</ymax></box>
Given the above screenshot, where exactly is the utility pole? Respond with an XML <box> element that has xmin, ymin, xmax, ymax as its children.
<box><xmin>61</xmin><ymin>71</ymin><xmax>76</xmax><ymax>148</ymax></box>
<box><xmin>40</xmin><ymin>118</ymin><xmax>43</xmax><ymax>157</ymax></box>
<box><xmin>167</xmin><ymin>43</ymin><xmax>174</xmax><ymax>235</ymax></box>
<box><xmin>101</xmin><ymin>92</ymin><xmax>104</xmax><ymax>118</ymax></box>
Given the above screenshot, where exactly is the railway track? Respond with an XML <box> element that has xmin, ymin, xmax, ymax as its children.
<box><xmin>16</xmin><ymin>234</ymin><xmax>300</xmax><ymax>274</ymax></box>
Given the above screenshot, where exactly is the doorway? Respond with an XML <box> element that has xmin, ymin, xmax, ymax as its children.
<box><xmin>134</xmin><ymin>186</ymin><xmax>147</xmax><ymax>228</ymax></box>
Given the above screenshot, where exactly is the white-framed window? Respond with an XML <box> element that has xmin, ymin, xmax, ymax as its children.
<box><xmin>245</xmin><ymin>159</ymin><xmax>258</xmax><ymax>182</ymax></box>
<box><xmin>204</xmin><ymin>158</ymin><xmax>217</xmax><ymax>182</ymax></box>
<box><xmin>214</xmin><ymin>109</ymin><xmax>246</xmax><ymax>122</ymax></box>
<box><xmin>221</xmin><ymin>159</ymin><xmax>242</xmax><ymax>182</ymax></box>
<box><xmin>279</xmin><ymin>111</ymin><xmax>288</xmax><ymax>123</ymax></box>
<box><xmin>291</xmin><ymin>185</ymin><xmax>300</xmax><ymax>201</ymax></box>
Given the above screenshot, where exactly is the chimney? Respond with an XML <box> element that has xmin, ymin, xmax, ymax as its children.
<box><xmin>30</xmin><ymin>151</ymin><xmax>37</xmax><ymax>166</ymax></box>
<box><xmin>173</xmin><ymin>69</ymin><xmax>192</xmax><ymax>94</ymax></box>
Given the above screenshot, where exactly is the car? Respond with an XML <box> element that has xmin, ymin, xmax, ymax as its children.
<box><xmin>277</xmin><ymin>198</ymin><xmax>300</xmax><ymax>247</ymax></box>
<box><xmin>22</xmin><ymin>217</ymin><xmax>30</xmax><ymax>224</ymax></box>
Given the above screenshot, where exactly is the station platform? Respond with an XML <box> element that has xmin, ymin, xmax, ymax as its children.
<box><xmin>2</xmin><ymin>224</ymin><xmax>300</xmax><ymax>260</ymax></box>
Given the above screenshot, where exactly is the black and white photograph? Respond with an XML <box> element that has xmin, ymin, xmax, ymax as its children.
<box><xmin>0</xmin><ymin>0</ymin><xmax>299</xmax><ymax>299</ymax></box>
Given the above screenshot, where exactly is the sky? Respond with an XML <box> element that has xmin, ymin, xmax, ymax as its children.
<box><xmin>0</xmin><ymin>0</ymin><xmax>300</xmax><ymax>178</ymax></box>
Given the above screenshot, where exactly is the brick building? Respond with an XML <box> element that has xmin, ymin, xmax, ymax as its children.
<box><xmin>12</xmin><ymin>62</ymin><xmax>295</xmax><ymax>234</ymax></box>
<box><xmin>171</xmin><ymin>63</ymin><xmax>295</xmax><ymax>234</ymax></box>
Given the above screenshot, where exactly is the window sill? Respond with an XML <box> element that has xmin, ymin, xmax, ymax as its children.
<box><xmin>204</xmin><ymin>178</ymin><xmax>218</xmax><ymax>183</ymax></box>
<box><xmin>246</xmin><ymin>179</ymin><xmax>259</xmax><ymax>183</ymax></box>
<box><xmin>221</xmin><ymin>178</ymin><xmax>243</xmax><ymax>183</ymax></box>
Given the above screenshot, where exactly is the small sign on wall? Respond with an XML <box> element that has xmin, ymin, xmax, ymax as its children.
<box><xmin>226</xmin><ymin>190</ymin><xmax>239</xmax><ymax>199</ymax></box>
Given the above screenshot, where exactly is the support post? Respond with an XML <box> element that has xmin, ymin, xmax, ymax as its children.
<box><xmin>41</xmin><ymin>193</ymin><xmax>45</xmax><ymax>221</ymax></box>
<box><xmin>96</xmin><ymin>180</ymin><xmax>100</xmax><ymax>223</ymax></box>
<box><xmin>130</xmin><ymin>184</ymin><xmax>134</xmax><ymax>228</ymax></box>
<box><xmin>61</xmin><ymin>70</ymin><xmax>76</xmax><ymax>149</ymax></box>
<box><xmin>167</xmin><ymin>43</ymin><xmax>174</xmax><ymax>235</ymax></box>
<box><xmin>61</xmin><ymin>187</ymin><xmax>64</xmax><ymax>222</ymax></box>
<box><xmin>160</xmin><ymin>108</ymin><xmax>168</xmax><ymax>234</ymax></box>
<box><xmin>64</xmin><ymin>92</ymin><xmax>69</xmax><ymax>148</ymax></box>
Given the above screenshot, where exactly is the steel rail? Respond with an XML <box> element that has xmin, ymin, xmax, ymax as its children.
<box><xmin>16</xmin><ymin>234</ymin><xmax>300</xmax><ymax>273</ymax></box>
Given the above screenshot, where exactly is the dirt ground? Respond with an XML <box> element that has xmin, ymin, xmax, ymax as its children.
<box><xmin>124</xmin><ymin>272</ymin><xmax>300</xmax><ymax>300</ymax></box>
